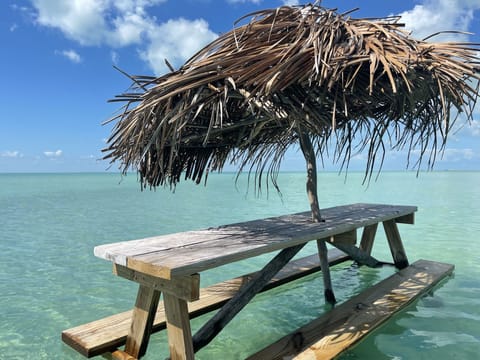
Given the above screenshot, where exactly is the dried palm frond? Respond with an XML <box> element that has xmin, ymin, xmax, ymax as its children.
<box><xmin>103</xmin><ymin>4</ymin><xmax>480</xmax><ymax>190</ymax></box>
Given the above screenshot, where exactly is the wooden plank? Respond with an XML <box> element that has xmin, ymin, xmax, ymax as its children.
<box><xmin>359</xmin><ymin>223</ymin><xmax>378</xmax><ymax>255</ymax></box>
<box><xmin>383</xmin><ymin>219</ymin><xmax>409</xmax><ymax>269</ymax></box>
<box><xmin>247</xmin><ymin>260</ymin><xmax>454</xmax><ymax>360</ymax></box>
<box><xmin>62</xmin><ymin>251</ymin><xmax>350</xmax><ymax>357</ymax></box>
<box><xmin>396</xmin><ymin>212</ymin><xmax>414</xmax><ymax>224</ymax></box>
<box><xmin>163</xmin><ymin>294</ymin><xmax>194</xmax><ymax>360</ymax></box>
<box><xmin>325</xmin><ymin>242</ymin><xmax>380</xmax><ymax>268</ymax></box>
<box><xmin>130</xmin><ymin>205</ymin><xmax>416</xmax><ymax>279</ymax></box>
<box><xmin>330</xmin><ymin>229</ymin><xmax>357</xmax><ymax>245</ymax></box>
<box><xmin>124</xmin><ymin>285</ymin><xmax>161</xmax><ymax>358</ymax></box>
<box><xmin>113</xmin><ymin>265</ymin><xmax>200</xmax><ymax>301</ymax></box>
<box><xmin>93</xmin><ymin>231</ymin><xmax>222</xmax><ymax>267</ymax></box>
<box><xmin>94</xmin><ymin>204</ymin><xmax>416</xmax><ymax>279</ymax></box>
<box><xmin>106</xmin><ymin>349</ymin><xmax>138</xmax><ymax>360</ymax></box>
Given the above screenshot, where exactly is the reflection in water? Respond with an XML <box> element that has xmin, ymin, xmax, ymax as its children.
<box><xmin>420</xmin><ymin>293</ymin><xmax>445</xmax><ymax>309</ymax></box>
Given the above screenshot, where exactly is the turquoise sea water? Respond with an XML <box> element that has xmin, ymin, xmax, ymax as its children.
<box><xmin>1</xmin><ymin>171</ymin><xmax>479</xmax><ymax>359</ymax></box>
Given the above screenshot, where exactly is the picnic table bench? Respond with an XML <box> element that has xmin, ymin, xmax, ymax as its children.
<box><xmin>62</xmin><ymin>203</ymin><xmax>435</xmax><ymax>359</ymax></box>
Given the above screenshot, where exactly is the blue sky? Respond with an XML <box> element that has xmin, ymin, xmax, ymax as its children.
<box><xmin>1</xmin><ymin>0</ymin><xmax>480</xmax><ymax>173</ymax></box>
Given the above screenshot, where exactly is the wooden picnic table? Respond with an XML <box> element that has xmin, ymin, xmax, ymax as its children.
<box><xmin>78</xmin><ymin>203</ymin><xmax>417</xmax><ymax>359</ymax></box>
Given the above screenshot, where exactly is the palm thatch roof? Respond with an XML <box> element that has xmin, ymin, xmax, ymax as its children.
<box><xmin>103</xmin><ymin>4</ymin><xmax>480</xmax><ymax>190</ymax></box>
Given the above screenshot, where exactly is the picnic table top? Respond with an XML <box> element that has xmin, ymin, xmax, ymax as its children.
<box><xmin>94</xmin><ymin>203</ymin><xmax>417</xmax><ymax>279</ymax></box>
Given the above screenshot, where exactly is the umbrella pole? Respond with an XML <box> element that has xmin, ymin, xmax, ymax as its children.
<box><xmin>298</xmin><ymin>131</ymin><xmax>336</xmax><ymax>305</ymax></box>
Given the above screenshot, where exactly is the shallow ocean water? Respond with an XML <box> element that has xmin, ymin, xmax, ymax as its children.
<box><xmin>0</xmin><ymin>171</ymin><xmax>479</xmax><ymax>359</ymax></box>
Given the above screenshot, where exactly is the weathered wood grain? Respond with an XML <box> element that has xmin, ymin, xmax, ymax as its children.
<box><xmin>396</xmin><ymin>212</ymin><xmax>415</xmax><ymax>224</ymax></box>
<box><xmin>94</xmin><ymin>204</ymin><xmax>416</xmax><ymax>279</ymax></box>
<box><xmin>113</xmin><ymin>265</ymin><xmax>200</xmax><ymax>301</ymax></box>
<box><xmin>163</xmin><ymin>294</ymin><xmax>194</xmax><ymax>360</ymax></box>
<box><xmin>125</xmin><ymin>285</ymin><xmax>161</xmax><ymax>358</ymax></box>
<box><xmin>330</xmin><ymin>229</ymin><xmax>357</xmax><ymax>245</ymax></box>
<box><xmin>359</xmin><ymin>223</ymin><xmax>378</xmax><ymax>255</ymax></box>
<box><xmin>108</xmin><ymin>349</ymin><xmax>138</xmax><ymax>360</ymax></box>
<box><xmin>247</xmin><ymin>260</ymin><xmax>454</xmax><ymax>360</ymax></box>
<box><xmin>62</xmin><ymin>251</ymin><xmax>349</xmax><ymax>357</ymax></box>
<box><xmin>326</xmin><ymin>242</ymin><xmax>380</xmax><ymax>268</ymax></box>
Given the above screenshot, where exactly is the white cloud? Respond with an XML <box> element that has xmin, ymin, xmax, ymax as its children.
<box><xmin>1</xmin><ymin>150</ymin><xmax>23</xmax><ymax>158</ymax></box>
<box><xmin>468</xmin><ymin>120</ymin><xmax>480</xmax><ymax>137</ymax></box>
<box><xmin>453</xmin><ymin>118</ymin><xmax>480</xmax><ymax>138</ymax></box>
<box><xmin>282</xmin><ymin>0</ymin><xmax>299</xmax><ymax>5</ymax></box>
<box><xmin>80</xmin><ymin>154</ymin><xmax>96</xmax><ymax>160</ymax></box>
<box><xmin>398</xmin><ymin>0</ymin><xmax>480</xmax><ymax>42</ymax></box>
<box><xmin>44</xmin><ymin>150</ymin><xmax>63</xmax><ymax>157</ymax></box>
<box><xmin>10</xmin><ymin>23</ymin><xmax>18</xmax><ymax>32</ymax></box>
<box><xmin>30</xmin><ymin>0</ymin><xmax>217</xmax><ymax>75</ymax></box>
<box><xmin>31</xmin><ymin>0</ymin><xmax>165</xmax><ymax>47</ymax></box>
<box><xmin>440</xmin><ymin>148</ymin><xmax>476</xmax><ymax>161</ymax></box>
<box><xmin>55</xmin><ymin>49</ymin><xmax>82</xmax><ymax>63</ymax></box>
<box><xmin>11</xmin><ymin>4</ymin><xmax>27</xmax><ymax>11</ymax></box>
<box><xmin>111</xmin><ymin>51</ymin><xmax>119</xmax><ymax>64</ymax></box>
<box><xmin>141</xmin><ymin>18</ymin><xmax>218</xmax><ymax>75</ymax></box>
<box><xmin>32</xmin><ymin>0</ymin><xmax>109</xmax><ymax>45</ymax></box>
<box><xmin>227</xmin><ymin>0</ymin><xmax>262</xmax><ymax>4</ymax></box>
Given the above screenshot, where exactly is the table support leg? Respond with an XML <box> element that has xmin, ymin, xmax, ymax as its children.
<box><xmin>383</xmin><ymin>219</ymin><xmax>409</xmax><ymax>269</ymax></box>
<box><xmin>316</xmin><ymin>239</ymin><xmax>336</xmax><ymax>304</ymax></box>
<box><xmin>329</xmin><ymin>242</ymin><xmax>382</xmax><ymax>267</ymax></box>
<box><xmin>125</xmin><ymin>285</ymin><xmax>161</xmax><ymax>358</ymax></box>
<box><xmin>163</xmin><ymin>293</ymin><xmax>195</xmax><ymax>360</ymax></box>
<box><xmin>359</xmin><ymin>223</ymin><xmax>378</xmax><ymax>255</ymax></box>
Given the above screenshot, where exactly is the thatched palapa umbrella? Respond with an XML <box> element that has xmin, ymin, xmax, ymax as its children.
<box><xmin>103</xmin><ymin>4</ymin><xmax>480</xmax><ymax>304</ymax></box>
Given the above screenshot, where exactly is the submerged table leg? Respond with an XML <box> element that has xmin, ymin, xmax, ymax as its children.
<box><xmin>163</xmin><ymin>293</ymin><xmax>195</xmax><ymax>360</ymax></box>
<box><xmin>125</xmin><ymin>285</ymin><xmax>161</xmax><ymax>358</ymax></box>
<box><xmin>316</xmin><ymin>239</ymin><xmax>336</xmax><ymax>304</ymax></box>
<box><xmin>383</xmin><ymin>219</ymin><xmax>409</xmax><ymax>269</ymax></box>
